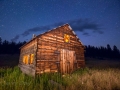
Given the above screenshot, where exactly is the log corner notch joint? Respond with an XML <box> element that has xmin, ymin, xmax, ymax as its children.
<box><xmin>18</xmin><ymin>23</ymin><xmax>85</xmax><ymax>76</ymax></box>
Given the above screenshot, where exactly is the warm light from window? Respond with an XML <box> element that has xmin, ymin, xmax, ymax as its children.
<box><xmin>23</xmin><ymin>55</ymin><xmax>29</xmax><ymax>64</ymax></box>
<box><xmin>64</xmin><ymin>34</ymin><xmax>70</xmax><ymax>43</ymax></box>
<box><xmin>23</xmin><ymin>56</ymin><xmax>26</xmax><ymax>64</ymax></box>
<box><xmin>26</xmin><ymin>55</ymin><xmax>29</xmax><ymax>64</ymax></box>
<box><xmin>30</xmin><ymin>54</ymin><xmax>34</xmax><ymax>64</ymax></box>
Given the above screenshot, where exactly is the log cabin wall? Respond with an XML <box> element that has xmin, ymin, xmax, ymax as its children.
<box><xmin>18</xmin><ymin>39</ymin><xmax>37</xmax><ymax>76</ymax></box>
<box><xmin>36</xmin><ymin>24</ymin><xmax>85</xmax><ymax>74</ymax></box>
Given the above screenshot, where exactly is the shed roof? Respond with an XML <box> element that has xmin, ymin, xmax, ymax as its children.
<box><xmin>19</xmin><ymin>23</ymin><xmax>84</xmax><ymax>49</ymax></box>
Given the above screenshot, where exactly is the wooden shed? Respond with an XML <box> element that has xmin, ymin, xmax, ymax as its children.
<box><xmin>18</xmin><ymin>24</ymin><xmax>85</xmax><ymax>76</ymax></box>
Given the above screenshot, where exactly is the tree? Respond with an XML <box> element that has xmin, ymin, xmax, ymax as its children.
<box><xmin>113</xmin><ymin>45</ymin><xmax>119</xmax><ymax>59</ymax></box>
<box><xmin>106</xmin><ymin>44</ymin><xmax>112</xmax><ymax>58</ymax></box>
<box><xmin>0</xmin><ymin>37</ymin><xmax>2</xmax><ymax>54</ymax></box>
<box><xmin>0</xmin><ymin>37</ymin><xmax>2</xmax><ymax>45</ymax></box>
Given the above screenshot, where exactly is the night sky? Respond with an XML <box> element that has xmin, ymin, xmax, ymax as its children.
<box><xmin>0</xmin><ymin>0</ymin><xmax>120</xmax><ymax>49</ymax></box>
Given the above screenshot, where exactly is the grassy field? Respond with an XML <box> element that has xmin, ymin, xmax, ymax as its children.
<box><xmin>0</xmin><ymin>56</ymin><xmax>120</xmax><ymax>90</ymax></box>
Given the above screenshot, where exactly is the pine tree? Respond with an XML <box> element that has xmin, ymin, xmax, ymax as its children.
<box><xmin>113</xmin><ymin>45</ymin><xmax>119</xmax><ymax>59</ymax></box>
<box><xmin>0</xmin><ymin>37</ymin><xmax>2</xmax><ymax>45</ymax></box>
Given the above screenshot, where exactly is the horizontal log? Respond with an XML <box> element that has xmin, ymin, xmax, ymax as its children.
<box><xmin>36</xmin><ymin>61</ymin><xmax>59</xmax><ymax>65</ymax></box>
<box><xmin>39</xmin><ymin>32</ymin><xmax>81</xmax><ymax>43</ymax></box>
<box><xmin>37</xmin><ymin>52</ymin><xmax>54</xmax><ymax>56</ymax></box>
<box><xmin>51</xmin><ymin>65</ymin><xmax>58</xmax><ymax>68</ymax></box>
<box><xmin>38</xmin><ymin>37</ymin><xmax>82</xmax><ymax>47</ymax></box>
<box><xmin>37</xmin><ymin>49</ymin><xmax>55</xmax><ymax>53</ymax></box>
<box><xmin>38</xmin><ymin>40</ymin><xmax>82</xmax><ymax>51</ymax></box>
<box><xmin>37</xmin><ymin>54</ymin><xmax>58</xmax><ymax>57</ymax></box>
<box><xmin>44</xmin><ymin>69</ymin><xmax>50</xmax><ymax>72</ymax></box>
<box><xmin>36</xmin><ymin>67</ymin><xmax>44</xmax><ymax>69</ymax></box>
<box><xmin>37</xmin><ymin>55</ymin><xmax>58</xmax><ymax>59</ymax></box>
<box><xmin>37</xmin><ymin>66</ymin><xmax>44</xmax><ymax>68</ymax></box>
<box><xmin>21</xmin><ymin>39</ymin><xmax>37</xmax><ymax>50</ymax></box>
<box><xmin>37</xmin><ymin>57</ymin><xmax>57</xmax><ymax>60</ymax></box>
<box><xmin>40</xmin><ymin>30</ymin><xmax>77</xmax><ymax>39</ymax></box>
<box><xmin>41</xmin><ymin>34</ymin><xmax>64</xmax><ymax>41</ymax></box>
<box><xmin>37</xmin><ymin>61</ymin><xmax>57</xmax><ymax>66</ymax></box>
<box><xmin>50</xmin><ymin>70</ymin><xmax>58</xmax><ymax>72</ymax></box>
<box><xmin>37</xmin><ymin>62</ymin><xmax>58</xmax><ymax>66</ymax></box>
<box><xmin>43</xmin><ymin>34</ymin><xmax>78</xmax><ymax>43</ymax></box>
<box><xmin>37</xmin><ymin>48</ymin><xmax>55</xmax><ymax>52</ymax></box>
<box><xmin>38</xmin><ymin>45</ymin><xmax>57</xmax><ymax>50</ymax></box>
<box><xmin>40</xmin><ymin>36</ymin><xmax>64</xmax><ymax>43</ymax></box>
<box><xmin>36</xmin><ymin>65</ymin><xmax>58</xmax><ymax>69</ymax></box>
<box><xmin>36</xmin><ymin>70</ymin><xmax>58</xmax><ymax>74</ymax></box>
<box><xmin>36</xmin><ymin>67</ymin><xmax>58</xmax><ymax>71</ymax></box>
<box><xmin>37</xmin><ymin>60</ymin><xmax>59</xmax><ymax>62</ymax></box>
<box><xmin>38</xmin><ymin>44</ymin><xmax>64</xmax><ymax>49</ymax></box>
<box><xmin>37</xmin><ymin>62</ymin><xmax>44</xmax><ymax>64</ymax></box>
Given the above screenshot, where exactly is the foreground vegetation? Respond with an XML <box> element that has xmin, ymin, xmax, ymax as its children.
<box><xmin>0</xmin><ymin>66</ymin><xmax>120</xmax><ymax>90</ymax></box>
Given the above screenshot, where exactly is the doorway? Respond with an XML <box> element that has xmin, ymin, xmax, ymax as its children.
<box><xmin>60</xmin><ymin>49</ymin><xmax>76</xmax><ymax>74</ymax></box>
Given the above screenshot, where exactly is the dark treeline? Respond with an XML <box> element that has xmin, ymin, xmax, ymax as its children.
<box><xmin>0</xmin><ymin>37</ymin><xmax>26</xmax><ymax>54</ymax></box>
<box><xmin>0</xmin><ymin>37</ymin><xmax>120</xmax><ymax>59</ymax></box>
<box><xmin>85</xmin><ymin>44</ymin><xmax>120</xmax><ymax>59</ymax></box>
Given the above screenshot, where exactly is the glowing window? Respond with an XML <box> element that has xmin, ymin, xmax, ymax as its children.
<box><xmin>30</xmin><ymin>54</ymin><xmax>34</xmax><ymax>64</ymax></box>
<box><xmin>64</xmin><ymin>34</ymin><xmax>70</xmax><ymax>43</ymax></box>
<box><xmin>25</xmin><ymin>55</ymin><xmax>29</xmax><ymax>64</ymax></box>
<box><xmin>23</xmin><ymin>56</ymin><xmax>26</xmax><ymax>64</ymax></box>
<box><xmin>23</xmin><ymin>55</ymin><xmax>29</xmax><ymax>64</ymax></box>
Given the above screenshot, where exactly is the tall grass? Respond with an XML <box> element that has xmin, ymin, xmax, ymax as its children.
<box><xmin>0</xmin><ymin>67</ymin><xmax>120</xmax><ymax>90</ymax></box>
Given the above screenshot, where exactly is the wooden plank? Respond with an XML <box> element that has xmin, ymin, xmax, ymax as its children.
<box><xmin>37</xmin><ymin>55</ymin><xmax>58</xmax><ymax>60</ymax></box>
<box><xmin>40</xmin><ymin>36</ymin><xmax>64</xmax><ymax>43</ymax></box>
<box><xmin>38</xmin><ymin>32</ymin><xmax>81</xmax><ymax>44</ymax></box>
<box><xmin>37</xmin><ymin>49</ymin><xmax>55</xmax><ymax>53</ymax></box>
<box><xmin>38</xmin><ymin>40</ymin><xmax>82</xmax><ymax>50</ymax></box>
<box><xmin>37</xmin><ymin>57</ymin><xmax>57</xmax><ymax>60</ymax></box>
<box><xmin>37</xmin><ymin>60</ymin><xmax>59</xmax><ymax>62</ymax></box>
<box><xmin>38</xmin><ymin>45</ymin><xmax>57</xmax><ymax>50</ymax></box>
<box><xmin>50</xmin><ymin>70</ymin><xmax>58</xmax><ymax>72</ymax></box>
<box><xmin>38</xmin><ymin>37</ymin><xmax>82</xmax><ymax>46</ymax></box>
<box><xmin>69</xmin><ymin>51</ymin><xmax>73</xmax><ymax>72</ymax></box>
<box><xmin>37</xmin><ymin>52</ymin><xmax>54</xmax><ymax>55</ymax></box>
<box><xmin>40</xmin><ymin>34</ymin><xmax>64</xmax><ymax>41</ymax></box>
<box><xmin>44</xmin><ymin>68</ymin><xmax>50</xmax><ymax>72</ymax></box>
<box><xmin>59</xmin><ymin>49</ymin><xmax>78</xmax><ymax>74</ymax></box>
<box><xmin>21</xmin><ymin>39</ymin><xmax>37</xmax><ymax>50</ymax></box>
<box><xmin>62</xmin><ymin>49</ymin><xmax>65</xmax><ymax>74</ymax></box>
<box><xmin>40</xmin><ymin>33</ymin><xmax>79</xmax><ymax>43</ymax></box>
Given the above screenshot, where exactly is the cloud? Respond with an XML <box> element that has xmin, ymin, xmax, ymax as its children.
<box><xmin>83</xmin><ymin>32</ymin><xmax>90</xmax><ymax>36</ymax></box>
<box><xmin>11</xmin><ymin>18</ymin><xmax>103</xmax><ymax>41</ymax></box>
<box><xmin>53</xmin><ymin>18</ymin><xmax>102</xmax><ymax>33</ymax></box>
<box><xmin>93</xmin><ymin>30</ymin><xmax>104</xmax><ymax>34</ymax></box>
<box><xmin>21</xmin><ymin>26</ymin><xmax>51</xmax><ymax>37</ymax></box>
<box><xmin>11</xmin><ymin>35</ymin><xmax>20</xmax><ymax>42</ymax></box>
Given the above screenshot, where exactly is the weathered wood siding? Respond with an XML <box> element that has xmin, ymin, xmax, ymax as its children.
<box><xmin>36</xmin><ymin>24</ymin><xmax>85</xmax><ymax>74</ymax></box>
<box><xmin>60</xmin><ymin>49</ymin><xmax>76</xmax><ymax>74</ymax></box>
<box><xmin>18</xmin><ymin>39</ymin><xmax>37</xmax><ymax>76</ymax></box>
